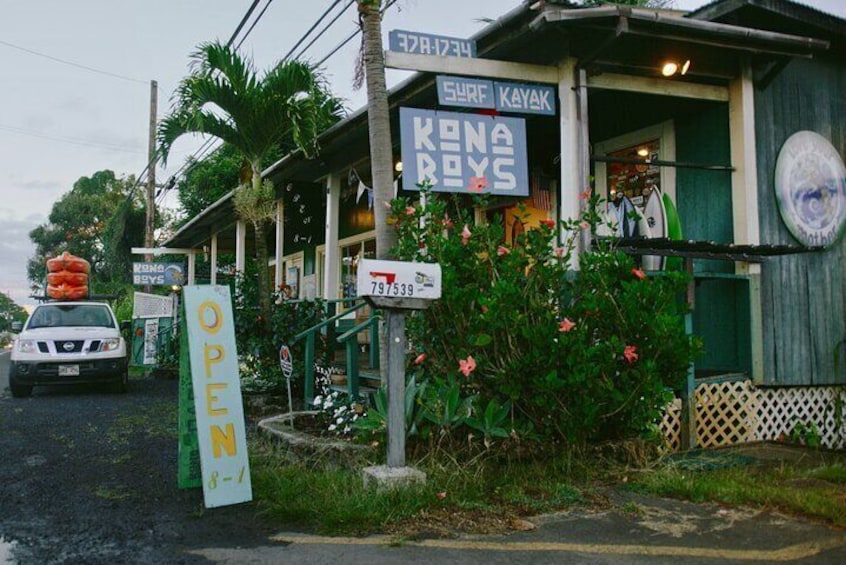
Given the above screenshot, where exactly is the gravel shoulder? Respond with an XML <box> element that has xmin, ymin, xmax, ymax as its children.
<box><xmin>0</xmin><ymin>375</ymin><xmax>276</xmax><ymax>564</ymax></box>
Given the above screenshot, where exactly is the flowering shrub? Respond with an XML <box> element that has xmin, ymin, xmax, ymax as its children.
<box><xmin>387</xmin><ymin>187</ymin><xmax>698</xmax><ymax>445</ymax></box>
<box><xmin>312</xmin><ymin>391</ymin><xmax>366</xmax><ymax>436</ymax></box>
<box><xmin>233</xmin><ymin>267</ymin><xmax>331</xmax><ymax>395</ymax></box>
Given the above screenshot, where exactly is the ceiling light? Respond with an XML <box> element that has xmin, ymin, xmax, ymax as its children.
<box><xmin>394</xmin><ymin>161</ymin><xmax>403</xmax><ymax>173</ymax></box>
<box><xmin>661</xmin><ymin>62</ymin><xmax>678</xmax><ymax>77</ymax></box>
<box><xmin>681</xmin><ymin>60</ymin><xmax>691</xmax><ymax>75</ymax></box>
<box><xmin>637</xmin><ymin>148</ymin><xmax>649</xmax><ymax>157</ymax></box>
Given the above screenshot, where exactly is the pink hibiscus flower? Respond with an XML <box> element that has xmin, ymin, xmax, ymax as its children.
<box><xmin>559</xmin><ymin>318</ymin><xmax>576</xmax><ymax>333</ymax></box>
<box><xmin>624</xmin><ymin>345</ymin><xmax>639</xmax><ymax>364</ymax></box>
<box><xmin>459</xmin><ymin>356</ymin><xmax>477</xmax><ymax>377</ymax></box>
<box><xmin>461</xmin><ymin>224</ymin><xmax>472</xmax><ymax>245</ymax></box>
<box><xmin>631</xmin><ymin>268</ymin><xmax>646</xmax><ymax>280</ymax></box>
<box><xmin>497</xmin><ymin>245</ymin><xmax>510</xmax><ymax>256</ymax></box>
<box><xmin>468</xmin><ymin>176</ymin><xmax>489</xmax><ymax>193</ymax></box>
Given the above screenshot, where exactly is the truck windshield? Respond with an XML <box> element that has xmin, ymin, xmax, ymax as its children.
<box><xmin>27</xmin><ymin>305</ymin><xmax>114</xmax><ymax>329</ymax></box>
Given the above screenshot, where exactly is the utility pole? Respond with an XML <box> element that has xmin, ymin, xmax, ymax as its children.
<box><xmin>145</xmin><ymin>80</ymin><xmax>158</xmax><ymax>265</ymax></box>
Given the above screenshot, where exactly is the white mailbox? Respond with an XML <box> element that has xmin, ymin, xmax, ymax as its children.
<box><xmin>357</xmin><ymin>259</ymin><xmax>442</xmax><ymax>309</ymax></box>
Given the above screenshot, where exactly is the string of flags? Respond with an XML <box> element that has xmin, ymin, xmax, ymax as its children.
<box><xmin>349</xmin><ymin>168</ymin><xmax>401</xmax><ymax>210</ymax></box>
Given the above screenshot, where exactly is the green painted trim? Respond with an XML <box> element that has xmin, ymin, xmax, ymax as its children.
<box><xmin>177</xmin><ymin>309</ymin><xmax>201</xmax><ymax>490</ymax></box>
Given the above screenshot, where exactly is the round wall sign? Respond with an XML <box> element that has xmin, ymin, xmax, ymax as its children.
<box><xmin>774</xmin><ymin>131</ymin><xmax>846</xmax><ymax>248</ymax></box>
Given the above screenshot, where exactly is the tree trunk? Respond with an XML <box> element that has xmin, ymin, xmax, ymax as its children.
<box><xmin>360</xmin><ymin>1</ymin><xmax>396</xmax><ymax>260</ymax></box>
<box><xmin>252</xmin><ymin>166</ymin><xmax>272</xmax><ymax>323</ymax></box>
<box><xmin>360</xmin><ymin>1</ymin><xmax>394</xmax><ymax>378</ymax></box>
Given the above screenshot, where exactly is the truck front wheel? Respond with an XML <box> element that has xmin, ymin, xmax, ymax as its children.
<box><xmin>9</xmin><ymin>368</ymin><xmax>33</xmax><ymax>398</ymax></box>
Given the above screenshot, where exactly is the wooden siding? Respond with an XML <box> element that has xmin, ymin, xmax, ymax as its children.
<box><xmin>676</xmin><ymin>104</ymin><xmax>752</xmax><ymax>374</ymax></box>
<box><xmin>755</xmin><ymin>57</ymin><xmax>846</xmax><ymax>386</ymax></box>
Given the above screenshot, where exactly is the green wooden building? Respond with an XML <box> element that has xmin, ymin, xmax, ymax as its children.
<box><xmin>164</xmin><ymin>0</ymin><xmax>846</xmax><ymax>391</ymax></box>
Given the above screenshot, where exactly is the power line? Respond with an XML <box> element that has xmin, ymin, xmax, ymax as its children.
<box><xmin>292</xmin><ymin>0</ymin><xmax>356</xmax><ymax>62</ymax></box>
<box><xmin>236</xmin><ymin>0</ymin><xmax>277</xmax><ymax>51</ymax></box>
<box><xmin>313</xmin><ymin>0</ymin><xmax>399</xmax><ymax>68</ymax></box>
<box><xmin>283</xmin><ymin>0</ymin><xmax>347</xmax><ymax>61</ymax></box>
<box><xmin>227</xmin><ymin>0</ymin><xmax>264</xmax><ymax>47</ymax></box>
<box><xmin>0</xmin><ymin>123</ymin><xmax>145</xmax><ymax>154</ymax></box>
<box><xmin>0</xmin><ymin>38</ymin><xmax>148</xmax><ymax>84</ymax></box>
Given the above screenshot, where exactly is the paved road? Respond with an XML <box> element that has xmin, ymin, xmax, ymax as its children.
<box><xmin>2</xmin><ymin>349</ymin><xmax>846</xmax><ymax>564</ymax></box>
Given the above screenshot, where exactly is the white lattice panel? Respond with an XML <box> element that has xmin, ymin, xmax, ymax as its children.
<box><xmin>659</xmin><ymin>398</ymin><xmax>682</xmax><ymax>453</ymax></box>
<box><xmin>660</xmin><ymin>380</ymin><xmax>846</xmax><ymax>452</ymax></box>
<box><xmin>757</xmin><ymin>386</ymin><xmax>846</xmax><ymax>450</ymax></box>
<box><xmin>133</xmin><ymin>292</ymin><xmax>174</xmax><ymax>319</ymax></box>
<box><xmin>694</xmin><ymin>380</ymin><xmax>758</xmax><ymax>449</ymax></box>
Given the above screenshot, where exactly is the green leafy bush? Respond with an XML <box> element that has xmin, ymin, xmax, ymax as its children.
<box><xmin>387</xmin><ymin>188</ymin><xmax>698</xmax><ymax>446</ymax></box>
<box><xmin>233</xmin><ymin>266</ymin><xmax>330</xmax><ymax>395</ymax></box>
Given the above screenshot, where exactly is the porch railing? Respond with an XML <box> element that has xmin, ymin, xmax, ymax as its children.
<box><xmin>292</xmin><ymin>298</ymin><xmax>380</xmax><ymax>403</ymax></box>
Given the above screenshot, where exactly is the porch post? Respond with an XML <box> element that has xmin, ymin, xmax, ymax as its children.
<box><xmin>558</xmin><ymin>58</ymin><xmax>582</xmax><ymax>268</ymax></box>
<box><xmin>275</xmin><ymin>199</ymin><xmax>285</xmax><ymax>290</ymax></box>
<box><xmin>729</xmin><ymin>58</ymin><xmax>764</xmax><ymax>383</ymax></box>
<box><xmin>210</xmin><ymin>233</ymin><xmax>218</xmax><ymax>285</ymax></box>
<box><xmin>187</xmin><ymin>251</ymin><xmax>195</xmax><ymax>285</ymax></box>
<box><xmin>323</xmin><ymin>174</ymin><xmax>341</xmax><ymax>301</ymax></box>
<box><xmin>235</xmin><ymin>220</ymin><xmax>247</xmax><ymax>273</ymax></box>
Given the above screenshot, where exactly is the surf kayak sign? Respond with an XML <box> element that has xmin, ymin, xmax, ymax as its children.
<box><xmin>436</xmin><ymin>76</ymin><xmax>555</xmax><ymax>116</ymax></box>
<box><xmin>775</xmin><ymin>131</ymin><xmax>846</xmax><ymax>248</ymax></box>
<box><xmin>400</xmin><ymin>107</ymin><xmax>529</xmax><ymax>196</ymax></box>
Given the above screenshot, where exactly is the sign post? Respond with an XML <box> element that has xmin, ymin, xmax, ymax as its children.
<box><xmin>279</xmin><ymin>344</ymin><xmax>295</xmax><ymax>427</ymax></box>
<box><xmin>357</xmin><ymin>260</ymin><xmax>441</xmax><ymax>486</ymax></box>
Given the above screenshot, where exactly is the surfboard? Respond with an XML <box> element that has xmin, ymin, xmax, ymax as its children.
<box><xmin>663</xmin><ymin>192</ymin><xmax>683</xmax><ymax>270</ymax></box>
<box><xmin>609</xmin><ymin>195</ymin><xmax>637</xmax><ymax>239</ymax></box>
<box><xmin>642</xmin><ymin>188</ymin><xmax>667</xmax><ymax>271</ymax></box>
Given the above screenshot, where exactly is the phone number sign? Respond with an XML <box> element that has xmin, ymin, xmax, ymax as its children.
<box><xmin>357</xmin><ymin>260</ymin><xmax>441</xmax><ymax>307</ymax></box>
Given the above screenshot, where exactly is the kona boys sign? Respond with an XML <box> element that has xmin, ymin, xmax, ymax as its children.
<box><xmin>399</xmin><ymin>107</ymin><xmax>528</xmax><ymax>196</ymax></box>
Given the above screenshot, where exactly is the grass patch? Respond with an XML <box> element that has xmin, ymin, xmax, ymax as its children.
<box><xmin>250</xmin><ymin>438</ymin><xmax>600</xmax><ymax>536</ymax></box>
<box><xmin>94</xmin><ymin>486</ymin><xmax>131</xmax><ymax>501</ymax></box>
<box><xmin>107</xmin><ymin>399</ymin><xmax>177</xmax><ymax>446</ymax></box>
<box><xmin>631</xmin><ymin>458</ymin><xmax>846</xmax><ymax>526</ymax></box>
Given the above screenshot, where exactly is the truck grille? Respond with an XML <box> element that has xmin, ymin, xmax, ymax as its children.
<box><xmin>53</xmin><ymin>340</ymin><xmax>84</xmax><ymax>353</ymax></box>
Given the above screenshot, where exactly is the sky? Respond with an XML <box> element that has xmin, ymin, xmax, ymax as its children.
<box><xmin>1</xmin><ymin>0</ymin><xmax>844</xmax><ymax>306</ymax></box>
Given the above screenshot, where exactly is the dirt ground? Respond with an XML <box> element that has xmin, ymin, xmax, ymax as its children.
<box><xmin>0</xmin><ymin>376</ymin><xmax>276</xmax><ymax>564</ymax></box>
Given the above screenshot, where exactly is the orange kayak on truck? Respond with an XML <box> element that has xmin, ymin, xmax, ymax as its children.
<box><xmin>46</xmin><ymin>284</ymin><xmax>89</xmax><ymax>300</ymax></box>
<box><xmin>46</xmin><ymin>271</ymin><xmax>89</xmax><ymax>287</ymax></box>
<box><xmin>46</xmin><ymin>251</ymin><xmax>91</xmax><ymax>274</ymax></box>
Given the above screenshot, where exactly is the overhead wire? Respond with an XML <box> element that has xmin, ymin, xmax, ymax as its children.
<box><xmin>0</xmin><ymin>38</ymin><xmax>148</xmax><ymax>84</ymax></box>
<box><xmin>157</xmin><ymin>0</ymin><xmax>397</xmax><ymax>204</ymax></box>
<box><xmin>313</xmin><ymin>0</ymin><xmax>400</xmax><ymax>68</ymax></box>
<box><xmin>160</xmin><ymin>0</ymin><xmax>355</xmax><ymax>201</ymax></box>
<box><xmin>283</xmin><ymin>0</ymin><xmax>347</xmax><ymax>61</ymax></box>
<box><xmin>0</xmin><ymin>123</ymin><xmax>144</xmax><ymax>154</ymax></box>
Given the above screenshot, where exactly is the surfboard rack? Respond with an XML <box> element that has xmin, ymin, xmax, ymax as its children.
<box><xmin>601</xmin><ymin>237</ymin><xmax>824</xmax><ymax>263</ymax></box>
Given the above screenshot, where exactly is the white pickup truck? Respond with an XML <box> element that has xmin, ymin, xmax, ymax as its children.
<box><xmin>8</xmin><ymin>301</ymin><xmax>128</xmax><ymax>397</ymax></box>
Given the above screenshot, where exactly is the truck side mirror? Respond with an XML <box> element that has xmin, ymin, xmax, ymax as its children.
<box><xmin>11</xmin><ymin>321</ymin><xmax>23</xmax><ymax>332</ymax></box>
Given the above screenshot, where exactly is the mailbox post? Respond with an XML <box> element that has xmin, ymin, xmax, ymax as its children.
<box><xmin>357</xmin><ymin>259</ymin><xmax>441</xmax><ymax>485</ymax></box>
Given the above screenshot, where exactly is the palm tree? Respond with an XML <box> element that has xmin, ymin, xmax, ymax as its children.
<box><xmin>356</xmin><ymin>0</ymin><xmax>396</xmax><ymax>260</ymax></box>
<box><xmin>158</xmin><ymin>41</ymin><xmax>342</xmax><ymax>318</ymax></box>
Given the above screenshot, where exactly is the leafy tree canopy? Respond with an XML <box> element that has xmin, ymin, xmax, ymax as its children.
<box><xmin>28</xmin><ymin>170</ymin><xmax>146</xmax><ymax>292</ymax></box>
<box><xmin>174</xmin><ymin>142</ymin><xmax>288</xmax><ymax>226</ymax></box>
<box><xmin>0</xmin><ymin>291</ymin><xmax>27</xmax><ymax>332</ymax></box>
